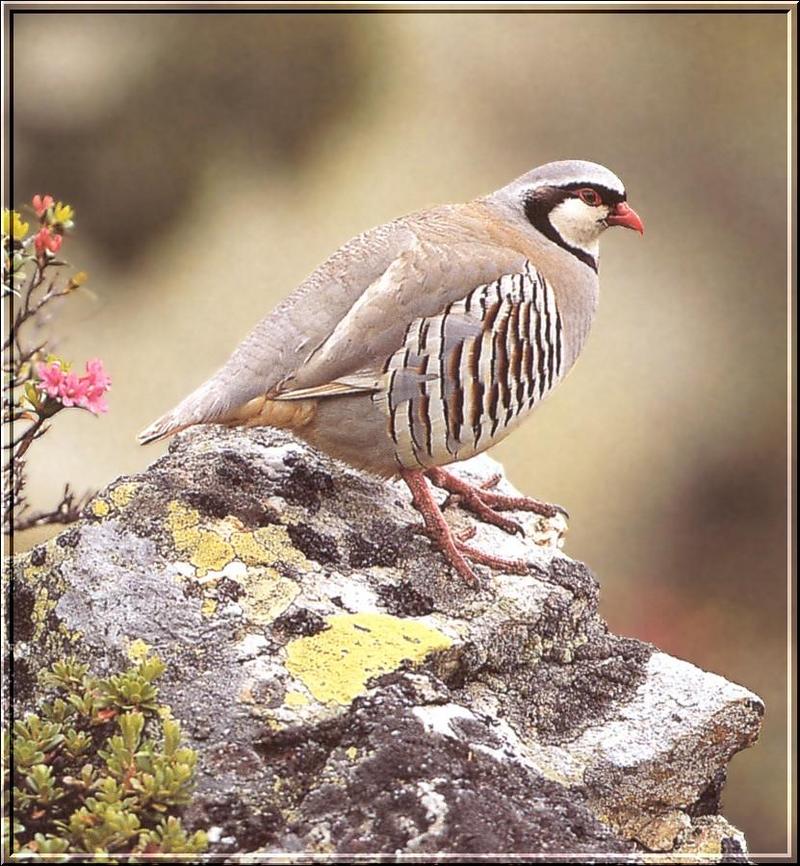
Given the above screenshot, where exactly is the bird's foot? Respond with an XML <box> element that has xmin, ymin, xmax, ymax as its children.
<box><xmin>401</xmin><ymin>469</ymin><xmax>529</xmax><ymax>585</ymax></box>
<box><xmin>479</xmin><ymin>473</ymin><xmax>503</xmax><ymax>491</ymax></box>
<box><xmin>427</xmin><ymin>466</ymin><xmax>569</xmax><ymax>535</ymax></box>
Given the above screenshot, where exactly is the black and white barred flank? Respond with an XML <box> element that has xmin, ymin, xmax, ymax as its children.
<box><xmin>378</xmin><ymin>260</ymin><xmax>564</xmax><ymax>469</ymax></box>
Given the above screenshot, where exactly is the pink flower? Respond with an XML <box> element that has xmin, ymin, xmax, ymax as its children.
<box><xmin>35</xmin><ymin>357</ymin><xmax>110</xmax><ymax>415</ymax></box>
<box><xmin>83</xmin><ymin>391</ymin><xmax>108</xmax><ymax>415</ymax></box>
<box><xmin>80</xmin><ymin>358</ymin><xmax>111</xmax><ymax>415</ymax></box>
<box><xmin>84</xmin><ymin>358</ymin><xmax>111</xmax><ymax>391</ymax></box>
<box><xmin>34</xmin><ymin>227</ymin><xmax>62</xmax><ymax>256</ymax></box>
<box><xmin>32</xmin><ymin>194</ymin><xmax>54</xmax><ymax>217</ymax></box>
<box><xmin>36</xmin><ymin>361</ymin><xmax>66</xmax><ymax>398</ymax></box>
<box><xmin>58</xmin><ymin>372</ymin><xmax>89</xmax><ymax>408</ymax></box>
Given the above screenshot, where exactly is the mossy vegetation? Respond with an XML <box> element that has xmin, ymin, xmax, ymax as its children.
<box><xmin>3</xmin><ymin>655</ymin><xmax>208</xmax><ymax>860</ymax></box>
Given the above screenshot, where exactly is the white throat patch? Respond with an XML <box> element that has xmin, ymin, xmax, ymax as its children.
<box><xmin>547</xmin><ymin>197</ymin><xmax>607</xmax><ymax>259</ymax></box>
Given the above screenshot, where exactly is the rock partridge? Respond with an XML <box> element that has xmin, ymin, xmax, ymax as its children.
<box><xmin>140</xmin><ymin>160</ymin><xmax>643</xmax><ymax>584</ymax></box>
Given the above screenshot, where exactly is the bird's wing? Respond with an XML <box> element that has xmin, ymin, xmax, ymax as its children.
<box><xmin>138</xmin><ymin>218</ymin><xmax>418</xmax><ymax>443</ymax></box>
<box><xmin>275</xmin><ymin>257</ymin><xmax>567</xmax><ymax>469</ymax></box>
<box><xmin>138</xmin><ymin>235</ymin><xmax>528</xmax><ymax>445</ymax></box>
<box><xmin>273</xmin><ymin>238</ymin><xmax>530</xmax><ymax>397</ymax></box>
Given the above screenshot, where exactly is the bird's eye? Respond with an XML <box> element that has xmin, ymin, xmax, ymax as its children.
<box><xmin>578</xmin><ymin>189</ymin><xmax>602</xmax><ymax>207</ymax></box>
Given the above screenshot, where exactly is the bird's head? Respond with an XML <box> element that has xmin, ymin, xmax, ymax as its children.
<box><xmin>490</xmin><ymin>160</ymin><xmax>643</xmax><ymax>272</ymax></box>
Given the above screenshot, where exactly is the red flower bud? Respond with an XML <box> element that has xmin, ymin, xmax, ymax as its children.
<box><xmin>34</xmin><ymin>227</ymin><xmax>62</xmax><ymax>256</ymax></box>
<box><xmin>32</xmin><ymin>194</ymin><xmax>54</xmax><ymax>218</ymax></box>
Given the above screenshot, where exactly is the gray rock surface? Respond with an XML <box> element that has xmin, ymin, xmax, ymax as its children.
<box><xmin>10</xmin><ymin>426</ymin><xmax>763</xmax><ymax>860</ymax></box>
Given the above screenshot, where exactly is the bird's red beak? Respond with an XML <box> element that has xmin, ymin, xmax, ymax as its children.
<box><xmin>606</xmin><ymin>201</ymin><xmax>644</xmax><ymax>235</ymax></box>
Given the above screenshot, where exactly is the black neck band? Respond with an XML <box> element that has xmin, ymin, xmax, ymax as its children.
<box><xmin>523</xmin><ymin>188</ymin><xmax>598</xmax><ymax>273</ymax></box>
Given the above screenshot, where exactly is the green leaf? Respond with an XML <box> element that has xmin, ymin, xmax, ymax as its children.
<box><xmin>118</xmin><ymin>712</ymin><xmax>144</xmax><ymax>754</ymax></box>
<box><xmin>161</xmin><ymin>719</ymin><xmax>180</xmax><ymax>758</ymax></box>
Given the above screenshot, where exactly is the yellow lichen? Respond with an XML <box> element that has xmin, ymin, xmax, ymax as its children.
<box><xmin>346</xmin><ymin>746</ymin><xmax>358</xmax><ymax>761</ymax></box>
<box><xmin>238</xmin><ymin>568</ymin><xmax>299</xmax><ymax>624</ymax></box>
<box><xmin>164</xmin><ymin>500</ymin><xmax>312</xmax><ymax>622</ymax></box>
<box><xmin>230</xmin><ymin>525</ymin><xmax>307</xmax><ymax>569</ymax></box>
<box><xmin>31</xmin><ymin>587</ymin><xmax>57</xmax><ymax>642</ymax></box>
<box><xmin>109</xmin><ymin>481</ymin><xmax>142</xmax><ymax>509</ymax></box>
<box><xmin>229</xmin><ymin>527</ymin><xmax>306</xmax><ymax>623</ymax></box>
<box><xmin>126</xmin><ymin>638</ymin><xmax>151</xmax><ymax>662</ymax></box>
<box><xmin>190</xmin><ymin>531</ymin><xmax>233</xmax><ymax>574</ymax></box>
<box><xmin>91</xmin><ymin>498</ymin><xmax>111</xmax><ymax>518</ymax></box>
<box><xmin>285</xmin><ymin>613</ymin><xmax>452</xmax><ymax>706</ymax></box>
<box><xmin>17</xmin><ymin>537</ymin><xmax>66</xmax><ymax>581</ymax></box>
<box><xmin>166</xmin><ymin>500</ymin><xmax>200</xmax><ymax>535</ymax></box>
<box><xmin>166</xmin><ymin>501</ymin><xmax>235</xmax><ymax>576</ymax></box>
<box><xmin>59</xmin><ymin>623</ymin><xmax>83</xmax><ymax>644</ymax></box>
<box><xmin>166</xmin><ymin>501</ymin><xmax>309</xmax><ymax>581</ymax></box>
<box><xmin>23</xmin><ymin>563</ymin><xmax>45</xmax><ymax>584</ymax></box>
<box><xmin>284</xmin><ymin>690</ymin><xmax>310</xmax><ymax>708</ymax></box>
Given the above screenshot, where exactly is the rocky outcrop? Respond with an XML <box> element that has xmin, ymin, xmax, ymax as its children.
<box><xmin>10</xmin><ymin>426</ymin><xmax>763</xmax><ymax>859</ymax></box>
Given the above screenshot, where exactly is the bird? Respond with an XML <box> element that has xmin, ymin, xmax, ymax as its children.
<box><xmin>139</xmin><ymin>160</ymin><xmax>643</xmax><ymax>585</ymax></box>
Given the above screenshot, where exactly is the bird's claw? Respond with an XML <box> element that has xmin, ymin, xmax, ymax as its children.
<box><xmin>426</xmin><ymin>467</ymin><xmax>566</xmax><ymax>535</ymax></box>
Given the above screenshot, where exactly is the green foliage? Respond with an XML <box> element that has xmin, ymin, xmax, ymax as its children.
<box><xmin>3</xmin><ymin>654</ymin><xmax>208</xmax><ymax>861</ymax></box>
<box><xmin>97</xmin><ymin>656</ymin><xmax>165</xmax><ymax>712</ymax></box>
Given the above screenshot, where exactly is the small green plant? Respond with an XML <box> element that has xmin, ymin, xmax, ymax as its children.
<box><xmin>3</xmin><ymin>653</ymin><xmax>208</xmax><ymax>860</ymax></box>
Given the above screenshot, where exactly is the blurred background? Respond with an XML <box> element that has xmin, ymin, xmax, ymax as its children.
<box><xmin>9</xmin><ymin>10</ymin><xmax>790</xmax><ymax>855</ymax></box>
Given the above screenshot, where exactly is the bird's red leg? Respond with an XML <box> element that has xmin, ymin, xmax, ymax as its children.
<box><xmin>427</xmin><ymin>466</ymin><xmax>568</xmax><ymax>537</ymax></box>
<box><xmin>400</xmin><ymin>469</ymin><xmax>529</xmax><ymax>584</ymax></box>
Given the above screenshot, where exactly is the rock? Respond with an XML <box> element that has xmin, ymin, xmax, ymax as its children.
<box><xmin>10</xmin><ymin>426</ymin><xmax>763</xmax><ymax>860</ymax></box>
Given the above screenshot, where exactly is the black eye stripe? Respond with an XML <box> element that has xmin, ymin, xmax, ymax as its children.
<box><xmin>576</xmin><ymin>189</ymin><xmax>602</xmax><ymax>206</ymax></box>
<box><xmin>557</xmin><ymin>181</ymin><xmax>626</xmax><ymax>206</ymax></box>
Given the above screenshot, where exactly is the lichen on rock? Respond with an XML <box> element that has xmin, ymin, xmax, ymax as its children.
<box><xmin>8</xmin><ymin>426</ymin><xmax>764</xmax><ymax>860</ymax></box>
<box><xmin>284</xmin><ymin>612</ymin><xmax>453</xmax><ymax>705</ymax></box>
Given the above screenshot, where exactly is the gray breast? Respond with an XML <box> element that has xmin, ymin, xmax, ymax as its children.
<box><xmin>374</xmin><ymin>260</ymin><xmax>565</xmax><ymax>469</ymax></box>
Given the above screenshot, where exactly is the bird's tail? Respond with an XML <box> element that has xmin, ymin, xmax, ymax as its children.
<box><xmin>137</xmin><ymin>412</ymin><xmax>191</xmax><ymax>445</ymax></box>
<box><xmin>137</xmin><ymin>377</ymin><xmax>232</xmax><ymax>445</ymax></box>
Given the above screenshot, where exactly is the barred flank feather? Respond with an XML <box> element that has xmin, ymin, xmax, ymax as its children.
<box><xmin>375</xmin><ymin>260</ymin><xmax>564</xmax><ymax>469</ymax></box>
